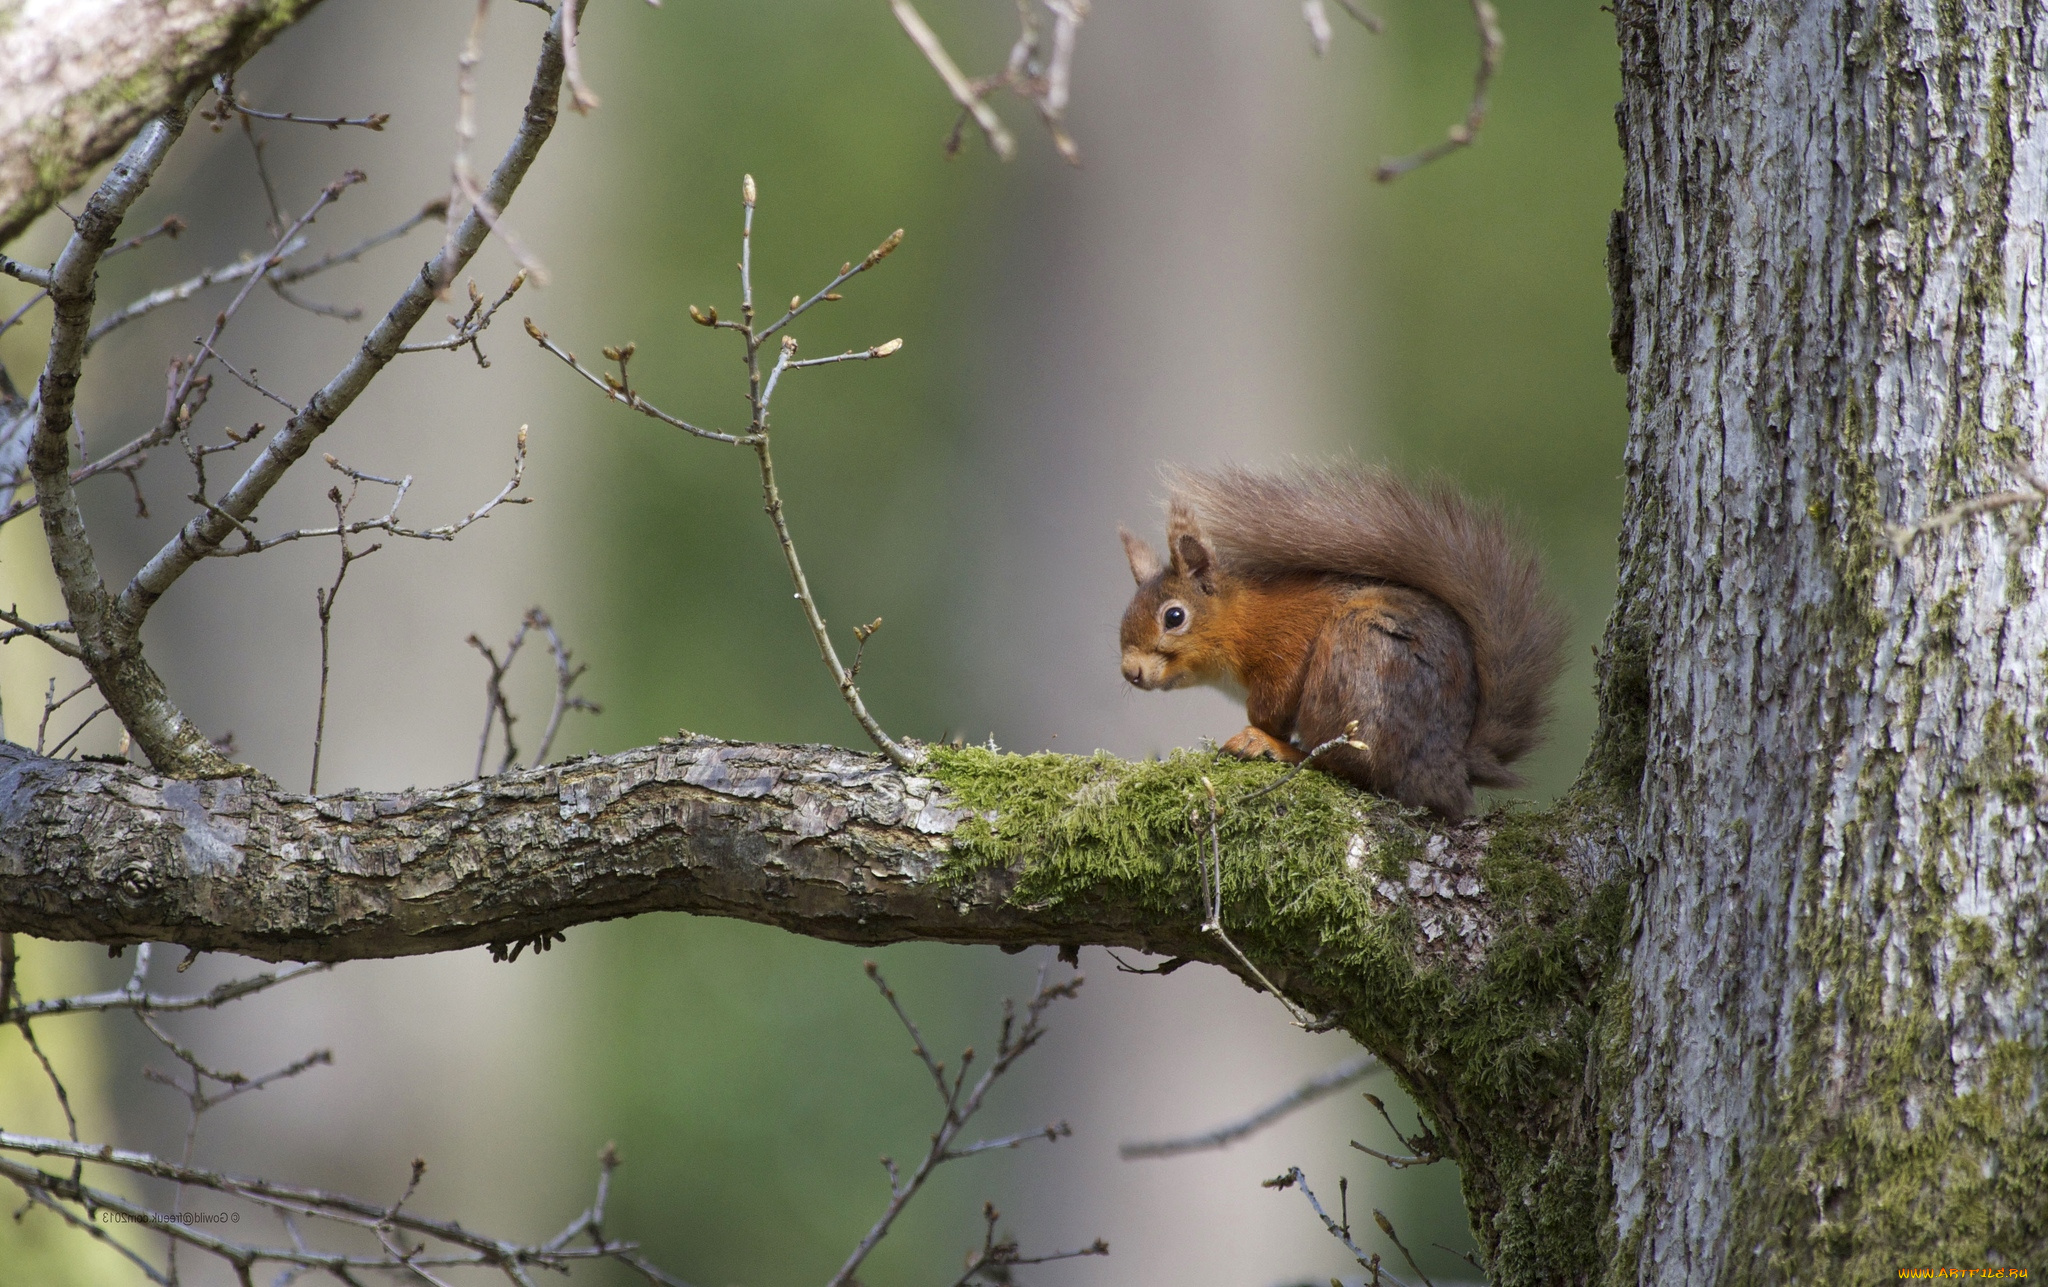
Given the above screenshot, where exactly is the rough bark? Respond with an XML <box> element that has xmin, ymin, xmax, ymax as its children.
<box><xmin>1603</xmin><ymin>0</ymin><xmax>2048</xmax><ymax>1280</ymax></box>
<box><xmin>0</xmin><ymin>733</ymin><xmax>1634</xmax><ymax>1277</ymax></box>
<box><xmin>0</xmin><ymin>0</ymin><xmax>326</xmax><ymax>247</ymax></box>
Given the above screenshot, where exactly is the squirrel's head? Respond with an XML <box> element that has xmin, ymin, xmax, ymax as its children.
<box><xmin>1117</xmin><ymin>503</ymin><xmax>1232</xmax><ymax>692</ymax></box>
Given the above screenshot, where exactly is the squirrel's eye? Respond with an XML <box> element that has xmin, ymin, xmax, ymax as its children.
<box><xmin>1162</xmin><ymin>605</ymin><xmax>1187</xmax><ymax>630</ymax></box>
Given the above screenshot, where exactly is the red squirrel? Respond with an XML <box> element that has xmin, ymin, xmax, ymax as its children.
<box><xmin>1118</xmin><ymin>463</ymin><xmax>1567</xmax><ymax>819</ymax></box>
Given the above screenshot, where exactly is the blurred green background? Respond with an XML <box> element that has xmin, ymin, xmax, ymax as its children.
<box><xmin>0</xmin><ymin>0</ymin><xmax>1624</xmax><ymax>1282</ymax></box>
<box><xmin>568</xmin><ymin>0</ymin><xmax>1623</xmax><ymax>1282</ymax></box>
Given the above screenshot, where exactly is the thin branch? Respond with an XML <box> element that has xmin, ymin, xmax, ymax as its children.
<box><xmin>7</xmin><ymin>962</ymin><xmax>332</xmax><ymax>1022</ymax></box>
<box><xmin>208</xmin><ymin>74</ymin><xmax>391</xmax><ymax>131</ymax></box>
<box><xmin>562</xmin><ymin>0</ymin><xmax>601</xmax><ymax>114</ymax></box>
<box><xmin>117</xmin><ymin>3</ymin><xmax>570</xmax><ymax>681</ymax></box>
<box><xmin>1236</xmin><ymin>722</ymin><xmax>1368</xmax><ymax>804</ymax></box>
<box><xmin>1302</xmin><ymin>0</ymin><xmax>1384</xmax><ymax>56</ymax></box>
<box><xmin>0</xmin><ymin>606</ymin><xmax>83</xmax><ymax>658</ymax></box>
<box><xmin>1372</xmin><ymin>1208</ymin><xmax>1437</xmax><ymax>1287</ymax></box>
<box><xmin>828</xmin><ymin>964</ymin><xmax>1086</xmax><ymax>1287</ymax></box>
<box><xmin>523</xmin><ymin>320</ymin><xmax>751</xmax><ymax>442</ymax></box>
<box><xmin>17</xmin><ymin>1186</ymin><xmax>172</xmax><ymax>1285</ymax></box>
<box><xmin>1375</xmin><ymin>0</ymin><xmax>1501</xmax><ymax>182</ymax></box>
<box><xmin>196</xmin><ymin>338</ymin><xmax>302</xmax><ymax>413</ymax></box>
<box><xmin>84</xmin><ymin>238</ymin><xmax>308</xmax><ymax>352</ymax></box>
<box><xmin>1</xmin><ymin>253</ymin><xmax>53</xmax><ymax>288</ymax></box>
<box><xmin>470</xmin><ymin>618</ymin><xmax>530</xmax><ymax>778</ymax></box>
<box><xmin>46</xmin><ymin>704</ymin><xmax>112</xmax><ymax>757</ymax></box>
<box><xmin>943</xmin><ymin>1121</ymin><xmax>1071</xmax><ymax>1160</ymax></box>
<box><xmin>206</xmin><ymin>428</ymin><xmax>529</xmax><ymax>557</ymax></box>
<box><xmin>1888</xmin><ymin>461</ymin><xmax>2048</xmax><ymax>555</ymax></box>
<box><xmin>1197</xmin><ymin>776</ymin><xmax>1315</xmax><ymax>1026</ymax></box>
<box><xmin>755</xmin><ymin>226</ymin><xmax>902</xmax><ymax>343</ymax></box>
<box><xmin>1349</xmin><ymin>1090</ymin><xmax>1445</xmax><ymax>1169</ymax></box>
<box><xmin>270</xmin><ymin>200</ymin><xmax>448</xmax><ymax>284</ymax></box>
<box><xmin>1118</xmin><ymin>1052</ymin><xmax>1379</xmax><ymax>1159</ymax></box>
<box><xmin>536</xmin><ymin>186</ymin><xmax>918</xmax><ymax>768</ymax></box>
<box><xmin>309</xmin><ymin>482</ymin><xmax>382</xmax><ymax>794</ymax></box>
<box><xmin>0</xmin><ymin>1142</ymin><xmax>667</xmax><ymax>1281</ymax></box>
<box><xmin>396</xmin><ymin>272</ymin><xmax>527</xmax><ymax>366</ymax></box>
<box><xmin>174</xmin><ymin>171</ymin><xmax>366</xmax><ymax>410</ymax></box>
<box><xmin>1262</xmin><ymin>1168</ymin><xmax>1413</xmax><ymax>1287</ymax></box>
<box><xmin>891</xmin><ymin>0</ymin><xmax>1018</xmax><ymax>159</ymax></box>
<box><xmin>527</xmin><ymin>608</ymin><xmax>600</xmax><ymax>765</ymax></box>
<box><xmin>947</xmin><ymin>1200</ymin><xmax>1107</xmax><ymax>1287</ymax></box>
<box><xmin>36</xmin><ymin>678</ymin><xmax>95</xmax><ymax>754</ymax></box>
<box><xmin>0</xmin><ymin>287</ymin><xmax>49</xmax><ymax>340</ymax></box>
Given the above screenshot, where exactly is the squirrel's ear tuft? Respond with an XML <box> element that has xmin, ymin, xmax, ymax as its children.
<box><xmin>1166</xmin><ymin>499</ymin><xmax>1216</xmax><ymax>589</ymax></box>
<box><xmin>1120</xmin><ymin>526</ymin><xmax>1163</xmax><ymax>584</ymax></box>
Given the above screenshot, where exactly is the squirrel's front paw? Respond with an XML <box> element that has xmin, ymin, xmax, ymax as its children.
<box><xmin>1221</xmin><ymin>727</ymin><xmax>1306</xmax><ymax>764</ymax></box>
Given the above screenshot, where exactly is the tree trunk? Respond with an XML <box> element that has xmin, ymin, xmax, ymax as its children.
<box><xmin>1602</xmin><ymin>0</ymin><xmax>2047</xmax><ymax>1278</ymax></box>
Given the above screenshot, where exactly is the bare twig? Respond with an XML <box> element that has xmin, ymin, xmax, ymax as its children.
<box><xmin>828</xmin><ymin>963</ymin><xmax>1089</xmax><ymax>1287</ymax></box>
<box><xmin>1375</xmin><ymin>0</ymin><xmax>1501</xmax><ymax>182</ymax></box>
<box><xmin>397</xmin><ymin>272</ymin><xmax>527</xmax><ymax>365</ymax></box>
<box><xmin>1262</xmin><ymin>1168</ymin><xmax>1414</xmax><ymax>1287</ymax></box>
<box><xmin>442</xmin><ymin>0</ymin><xmax>550</xmax><ymax>286</ymax></box>
<box><xmin>270</xmin><ymin>199</ymin><xmax>447</xmax><ymax>285</ymax></box>
<box><xmin>115</xmin><ymin>2</ymin><xmax>572</xmax><ymax>760</ymax></box>
<box><xmin>1373</xmin><ymin>1208</ymin><xmax>1438</xmax><ymax>1287</ymax></box>
<box><xmin>1236</xmin><ymin>721</ymin><xmax>1369</xmax><ymax>803</ymax></box>
<box><xmin>84</xmin><ymin>237</ymin><xmax>308</xmax><ymax>352</ymax></box>
<box><xmin>0</xmin><ymin>606</ymin><xmax>83</xmax><ymax>658</ymax></box>
<box><xmin>35</xmin><ymin>678</ymin><xmax>94</xmax><ymax>754</ymax></box>
<box><xmin>892</xmin><ymin>0</ymin><xmax>1018</xmax><ymax>160</ymax></box>
<box><xmin>0</xmin><ymin>286</ymin><xmax>49</xmax><ymax>340</ymax></box>
<box><xmin>537</xmin><ymin>185</ymin><xmax>916</xmax><ymax>767</ymax></box>
<box><xmin>206</xmin><ymin>428</ymin><xmax>528</xmax><ymax>558</ymax></box>
<box><xmin>309</xmin><ymin>481</ymin><xmax>384</xmax><ymax>793</ymax></box>
<box><xmin>1888</xmin><ymin>461</ymin><xmax>2048</xmax><ymax>554</ymax></box>
<box><xmin>7</xmin><ymin>961</ymin><xmax>332</xmax><ymax>1022</ymax></box>
<box><xmin>527</xmin><ymin>608</ymin><xmax>601</xmax><ymax>765</ymax></box>
<box><xmin>562</xmin><ymin>0</ymin><xmax>601</xmax><ymax>114</ymax></box>
<box><xmin>174</xmin><ymin>170</ymin><xmax>366</xmax><ymax>412</ymax></box>
<box><xmin>0</xmin><ymin>1132</ymin><xmax>684</xmax><ymax>1283</ymax></box>
<box><xmin>1118</xmin><ymin>1052</ymin><xmax>1379</xmax><ymax>1158</ymax></box>
<box><xmin>207</xmin><ymin>74</ymin><xmax>392</xmax><ymax>131</ymax></box>
<box><xmin>524</xmin><ymin>320</ymin><xmax>751</xmax><ymax>442</ymax></box>
<box><xmin>1197</xmin><ymin>776</ymin><xmax>1314</xmax><ymax>1026</ymax></box>
<box><xmin>1302</xmin><ymin>0</ymin><xmax>1383</xmax><ymax>55</ymax></box>
<box><xmin>45</xmin><ymin>703</ymin><xmax>112</xmax><ymax>757</ymax></box>
<box><xmin>947</xmin><ymin>1200</ymin><xmax>1108</xmax><ymax>1287</ymax></box>
<box><xmin>1349</xmin><ymin>1091</ymin><xmax>1446</xmax><ymax>1169</ymax></box>
<box><xmin>1</xmin><ymin>252</ymin><xmax>53</xmax><ymax>288</ymax></box>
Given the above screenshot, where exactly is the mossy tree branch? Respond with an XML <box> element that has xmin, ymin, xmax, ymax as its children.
<box><xmin>0</xmin><ymin>0</ymin><xmax>329</xmax><ymax>248</ymax></box>
<box><xmin>0</xmin><ymin>732</ymin><xmax>1630</xmax><ymax>1277</ymax></box>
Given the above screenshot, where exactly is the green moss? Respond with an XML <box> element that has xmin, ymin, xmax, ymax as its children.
<box><xmin>927</xmin><ymin>746</ymin><xmax>1633</xmax><ymax>1284</ymax></box>
<box><xmin>1585</xmin><ymin>623</ymin><xmax>1651</xmax><ymax>801</ymax></box>
<box><xmin>1926</xmin><ymin>583</ymin><xmax>1968</xmax><ymax>658</ymax></box>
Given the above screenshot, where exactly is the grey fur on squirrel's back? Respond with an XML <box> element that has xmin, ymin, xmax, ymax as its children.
<box><xmin>1167</xmin><ymin>462</ymin><xmax>1569</xmax><ymax>788</ymax></box>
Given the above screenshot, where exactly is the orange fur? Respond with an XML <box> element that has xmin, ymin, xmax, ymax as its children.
<box><xmin>1119</xmin><ymin>462</ymin><xmax>1567</xmax><ymax>817</ymax></box>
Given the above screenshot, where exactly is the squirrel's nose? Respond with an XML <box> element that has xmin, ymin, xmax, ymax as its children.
<box><xmin>1122</xmin><ymin>663</ymin><xmax>1144</xmax><ymax>687</ymax></box>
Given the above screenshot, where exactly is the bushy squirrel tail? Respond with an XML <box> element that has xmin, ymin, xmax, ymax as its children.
<box><xmin>1167</xmin><ymin>462</ymin><xmax>1569</xmax><ymax>787</ymax></box>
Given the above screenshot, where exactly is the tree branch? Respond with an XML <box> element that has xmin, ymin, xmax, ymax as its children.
<box><xmin>0</xmin><ymin>0</ymin><xmax>328</xmax><ymax>246</ymax></box>
<box><xmin>0</xmin><ymin>736</ymin><xmax>1588</xmax><ymax>980</ymax></box>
